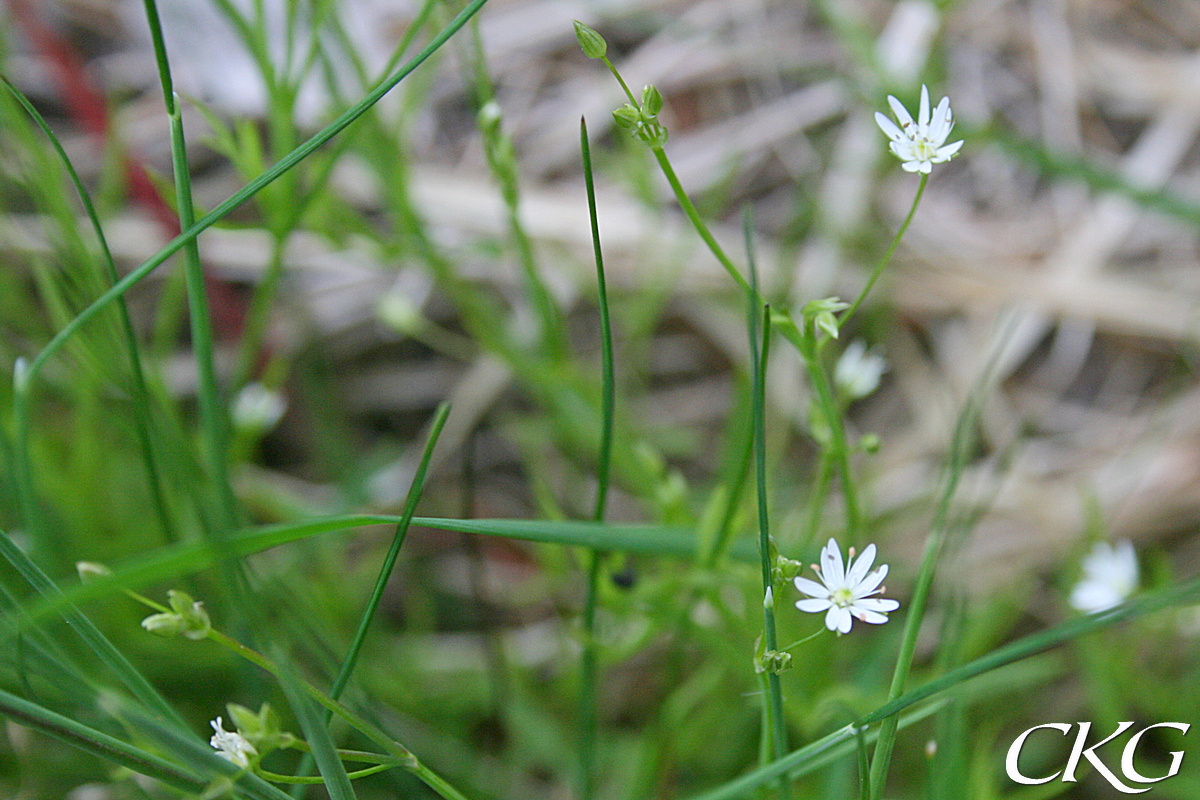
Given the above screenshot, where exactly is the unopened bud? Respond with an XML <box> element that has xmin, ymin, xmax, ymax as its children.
<box><xmin>640</xmin><ymin>84</ymin><xmax>663</xmax><ymax>116</ymax></box>
<box><xmin>141</xmin><ymin>590</ymin><xmax>211</xmax><ymax>640</ymax></box>
<box><xmin>612</xmin><ymin>104</ymin><xmax>641</xmax><ymax>129</ymax></box>
<box><xmin>573</xmin><ymin>21</ymin><xmax>607</xmax><ymax>59</ymax></box>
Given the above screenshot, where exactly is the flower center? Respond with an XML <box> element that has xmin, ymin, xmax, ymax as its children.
<box><xmin>913</xmin><ymin>137</ymin><xmax>936</xmax><ymax>159</ymax></box>
<box><xmin>832</xmin><ymin>587</ymin><xmax>855</xmax><ymax>607</ymax></box>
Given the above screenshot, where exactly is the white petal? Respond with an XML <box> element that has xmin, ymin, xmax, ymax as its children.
<box><xmin>855</xmin><ymin>597</ymin><xmax>900</xmax><ymax>613</ymax></box>
<box><xmin>1070</xmin><ymin>582</ymin><xmax>1119</xmax><ymax>614</ymax></box>
<box><xmin>901</xmin><ymin>160</ymin><xmax>926</xmax><ymax>173</ymax></box>
<box><xmin>929</xmin><ymin>97</ymin><xmax>952</xmax><ymax>142</ymax></box>
<box><xmin>794</xmin><ymin>576</ymin><xmax>831</xmax><ymax>598</ymax></box>
<box><xmin>918</xmin><ymin>85</ymin><xmax>930</xmax><ymax>127</ymax></box>
<box><xmin>797</xmin><ymin>598</ymin><xmax>833</xmax><ymax>613</ymax></box>
<box><xmin>890</xmin><ymin>141</ymin><xmax>913</xmax><ymax>161</ymax></box>
<box><xmin>856</xmin><ymin>564</ymin><xmax>889</xmax><ymax>596</ymax></box>
<box><xmin>875</xmin><ymin>112</ymin><xmax>906</xmax><ymax>142</ymax></box>
<box><xmin>822</xmin><ymin>539</ymin><xmax>846</xmax><ymax>586</ymax></box>
<box><xmin>846</xmin><ymin>543</ymin><xmax>876</xmax><ymax>587</ymax></box>
<box><xmin>826</xmin><ymin>606</ymin><xmax>853</xmax><ymax>633</ymax></box>
<box><xmin>852</xmin><ymin>608</ymin><xmax>891</xmax><ymax>624</ymax></box>
<box><xmin>934</xmin><ymin>139</ymin><xmax>963</xmax><ymax>161</ymax></box>
<box><xmin>887</xmin><ymin>95</ymin><xmax>913</xmax><ymax>128</ymax></box>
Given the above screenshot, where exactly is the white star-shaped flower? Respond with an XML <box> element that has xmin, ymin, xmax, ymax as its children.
<box><xmin>794</xmin><ymin>538</ymin><xmax>899</xmax><ymax>633</ymax></box>
<box><xmin>1069</xmin><ymin>540</ymin><xmax>1138</xmax><ymax>614</ymax></box>
<box><xmin>210</xmin><ymin>716</ymin><xmax>257</xmax><ymax>768</ymax></box>
<box><xmin>875</xmin><ymin>85</ymin><xmax>962</xmax><ymax>173</ymax></box>
<box><xmin>835</xmin><ymin>340</ymin><xmax>886</xmax><ymax>401</ymax></box>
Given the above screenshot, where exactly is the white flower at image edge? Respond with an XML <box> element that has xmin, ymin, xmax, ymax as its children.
<box><xmin>875</xmin><ymin>85</ymin><xmax>963</xmax><ymax>173</ymax></box>
<box><xmin>1069</xmin><ymin>540</ymin><xmax>1138</xmax><ymax>614</ymax></box>
<box><xmin>210</xmin><ymin>716</ymin><xmax>257</xmax><ymax>768</ymax></box>
<box><xmin>794</xmin><ymin>538</ymin><xmax>900</xmax><ymax>633</ymax></box>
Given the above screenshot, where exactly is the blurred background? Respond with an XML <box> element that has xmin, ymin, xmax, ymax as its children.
<box><xmin>1</xmin><ymin>0</ymin><xmax>1199</xmax><ymax>798</ymax></box>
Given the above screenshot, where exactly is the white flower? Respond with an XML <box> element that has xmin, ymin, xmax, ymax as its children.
<box><xmin>1069</xmin><ymin>540</ymin><xmax>1138</xmax><ymax>614</ymax></box>
<box><xmin>232</xmin><ymin>383</ymin><xmax>286</xmax><ymax>433</ymax></box>
<box><xmin>209</xmin><ymin>716</ymin><xmax>257</xmax><ymax>768</ymax></box>
<box><xmin>794</xmin><ymin>538</ymin><xmax>900</xmax><ymax>633</ymax></box>
<box><xmin>835</xmin><ymin>340</ymin><xmax>886</xmax><ymax>400</ymax></box>
<box><xmin>875</xmin><ymin>85</ymin><xmax>962</xmax><ymax>173</ymax></box>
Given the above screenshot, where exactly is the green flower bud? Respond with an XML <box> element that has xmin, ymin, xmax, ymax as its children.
<box><xmin>773</xmin><ymin>554</ymin><xmax>804</xmax><ymax>582</ymax></box>
<box><xmin>141</xmin><ymin>590</ymin><xmax>211</xmax><ymax>640</ymax></box>
<box><xmin>754</xmin><ymin>648</ymin><xmax>793</xmax><ymax>675</ymax></box>
<box><xmin>141</xmin><ymin>612</ymin><xmax>187</xmax><ymax>638</ymax></box>
<box><xmin>640</xmin><ymin>84</ymin><xmax>663</xmax><ymax>117</ymax></box>
<box><xmin>573</xmin><ymin>21</ymin><xmax>607</xmax><ymax>59</ymax></box>
<box><xmin>227</xmin><ymin>702</ymin><xmax>293</xmax><ymax>752</ymax></box>
<box><xmin>802</xmin><ymin>297</ymin><xmax>849</xmax><ymax>340</ymax></box>
<box><xmin>612</xmin><ymin>103</ymin><xmax>641</xmax><ymax>129</ymax></box>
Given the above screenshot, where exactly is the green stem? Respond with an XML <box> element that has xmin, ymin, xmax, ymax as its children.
<box><xmin>599</xmin><ymin>56</ymin><xmax>638</xmax><ymax>107</ymax></box>
<box><xmin>746</xmin><ymin>211</ymin><xmax>788</xmax><ymax>796</ymax></box>
<box><xmin>577</xmin><ymin>117</ymin><xmax>616</xmax><ymax>800</ymax></box>
<box><xmin>170</xmin><ymin>102</ymin><xmax>238</xmax><ymax>529</ymax></box>
<box><xmin>652</xmin><ymin>147</ymin><xmax>752</xmax><ymax>295</ymax></box>
<box><xmin>258</xmin><ymin>763</ymin><xmax>393</xmax><ymax>784</ymax></box>
<box><xmin>144</xmin><ymin>0</ymin><xmax>238</xmax><ymax>530</ymax></box>
<box><xmin>840</xmin><ymin>172</ymin><xmax>927</xmax><ymax>326</ymax></box>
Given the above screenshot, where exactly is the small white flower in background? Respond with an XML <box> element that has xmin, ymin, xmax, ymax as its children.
<box><xmin>835</xmin><ymin>340</ymin><xmax>886</xmax><ymax>400</ymax></box>
<box><xmin>377</xmin><ymin>291</ymin><xmax>424</xmax><ymax>335</ymax></box>
<box><xmin>794</xmin><ymin>538</ymin><xmax>900</xmax><ymax>633</ymax></box>
<box><xmin>232</xmin><ymin>383</ymin><xmax>286</xmax><ymax>433</ymax></box>
<box><xmin>875</xmin><ymin>85</ymin><xmax>962</xmax><ymax>173</ymax></box>
<box><xmin>1069</xmin><ymin>540</ymin><xmax>1138</xmax><ymax>614</ymax></box>
<box><xmin>210</xmin><ymin>716</ymin><xmax>257</xmax><ymax>768</ymax></box>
